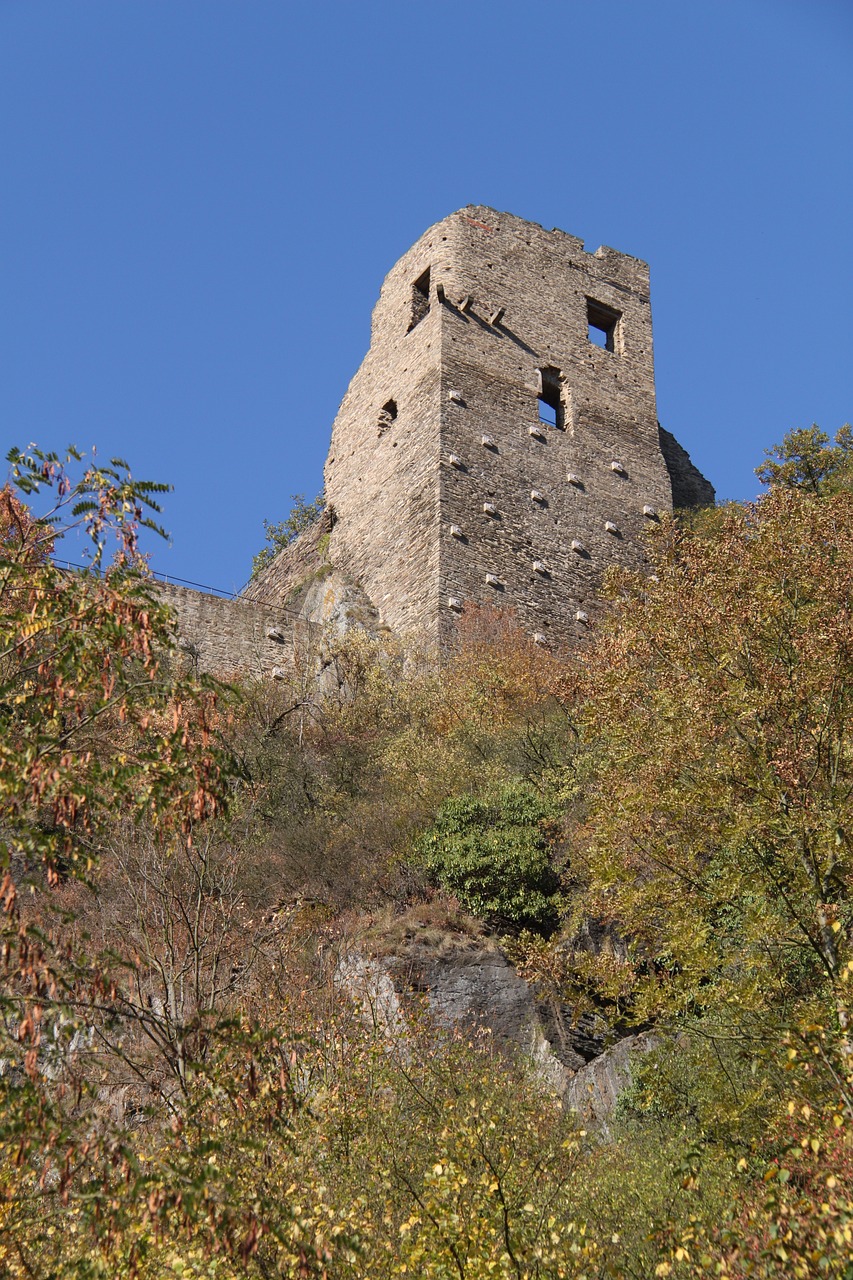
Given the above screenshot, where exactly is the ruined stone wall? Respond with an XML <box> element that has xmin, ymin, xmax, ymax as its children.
<box><xmin>435</xmin><ymin>207</ymin><xmax>679</xmax><ymax>648</ymax></box>
<box><xmin>239</xmin><ymin>205</ymin><xmax>714</xmax><ymax>656</ymax></box>
<box><xmin>156</xmin><ymin>582</ymin><xmax>292</xmax><ymax>679</ymax></box>
<box><xmin>658</xmin><ymin>426</ymin><xmax>716</xmax><ymax>509</ymax></box>
<box><xmin>323</xmin><ymin>232</ymin><xmax>447</xmax><ymax>640</ymax></box>
<box><xmin>242</xmin><ymin>509</ymin><xmax>333</xmax><ymax>608</ymax></box>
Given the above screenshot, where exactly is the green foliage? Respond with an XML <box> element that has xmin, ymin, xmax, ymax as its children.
<box><xmin>0</xmin><ymin>447</ymin><xmax>253</xmax><ymax>1277</ymax></box>
<box><xmin>0</xmin><ymin>448</ymin><xmax>237</xmax><ymax>891</ymax></box>
<box><xmin>648</xmin><ymin>1014</ymin><xmax>853</xmax><ymax>1277</ymax></box>
<box><xmin>755</xmin><ymin>422</ymin><xmax>853</xmax><ymax>493</ymax></box>
<box><xmin>513</xmin><ymin>448</ymin><xmax>853</xmax><ymax>1274</ymax></box>
<box><xmin>5</xmin><ymin>427</ymin><xmax>853</xmax><ymax>1277</ymax></box>
<box><xmin>280</xmin><ymin>1023</ymin><xmax>601</xmax><ymax>1280</ymax></box>
<box><xmin>223</xmin><ymin>616</ymin><xmax>573</xmax><ymax>909</ymax></box>
<box><xmin>250</xmin><ymin>491</ymin><xmax>325</xmax><ymax>578</ymax></box>
<box><xmin>414</xmin><ymin>783</ymin><xmax>562</xmax><ymax>930</ymax></box>
<box><xmin>563</xmin><ymin>486</ymin><xmax>853</xmax><ymax>1035</ymax></box>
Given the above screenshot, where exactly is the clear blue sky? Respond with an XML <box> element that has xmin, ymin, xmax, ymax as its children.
<box><xmin>1</xmin><ymin>0</ymin><xmax>850</xmax><ymax>591</ymax></box>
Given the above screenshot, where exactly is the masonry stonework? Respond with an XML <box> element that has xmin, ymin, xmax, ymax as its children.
<box><xmin>242</xmin><ymin>509</ymin><xmax>333</xmax><ymax>608</ymax></box>
<box><xmin>321</xmin><ymin>205</ymin><xmax>713</xmax><ymax>648</ymax></box>
<box><xmin>166</xmin><ymin>207</ymin><xmax>713</xmax><ymax>671</ymax></box>
<box><xmin>156</xmin><ymin>581</ymin><xmax>293</xmax><ymax>678</ymax></box>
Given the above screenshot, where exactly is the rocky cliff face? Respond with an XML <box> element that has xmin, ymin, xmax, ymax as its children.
<box><xmin>241</xmin><ymin>510</ymin><xmax>335</xmax><ymax>609</ymax></box>
<box><xmin>564</xmin><ymin>1033</ymin><xmax>657</xmax><ymax>1135</ymax></box>
<box><xmin>338</xmin><ymin>930</ymin><xmax>651</xmax><ymax>1125</ymax></box>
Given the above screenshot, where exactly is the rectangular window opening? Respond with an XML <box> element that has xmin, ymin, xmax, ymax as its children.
<box><xmin>537</xmin><ymin>366</ymin><xmax>565</xmax><ymax>430</ymax></box>
<box><xmin>408</xmin><ymin>267</ymin><xmax>431</xmax><ymax>331</ymax></box>
<box><xmin>586</xmin><ymin>298</ymin><xmax>621</xmax><ymax>353</ymax></box>
<box><xmin>538</xmin><ymin>399</ymin><xmax>558</xmax><ymax>427</ymax></box>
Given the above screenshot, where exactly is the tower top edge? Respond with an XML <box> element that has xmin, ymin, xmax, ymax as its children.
<box><xmin>405</xmin><ymin>206</ymin><xmax>649</xmax><ymax>273</ymax></box>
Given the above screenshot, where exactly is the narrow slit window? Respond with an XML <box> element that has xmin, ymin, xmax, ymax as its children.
<box><xmin>586</xmin><ymin>299</ymin><xmax>621</xmax><ymax>353</ymax></box>
<box><xmin>537</xmin><ymin>366</ymin><xmax>565</xmax><ymax>430</ymax></box>
<box><xmin>408</xmin><ymin>267</ymin><xmax>431</xmax><ymax>331</ymax></box>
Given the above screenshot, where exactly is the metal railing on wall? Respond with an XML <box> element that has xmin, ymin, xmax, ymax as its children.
<box><xmin>51</xmin><ymin>558</ymin><xmax>315</xmax><ymax>625</ymax></box>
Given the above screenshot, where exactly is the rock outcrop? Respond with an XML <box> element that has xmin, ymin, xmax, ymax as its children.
<box><xmin>337</xmin><ymin>928</ymin><xmax>652</xmax><ymax>1124</ymax></box>
<box><xmin>564</xmin><ymin>1032</ymin><xmax>657</xmax><ymax>1135</ymax></box>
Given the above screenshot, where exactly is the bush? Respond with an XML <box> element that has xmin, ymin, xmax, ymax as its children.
<box><xmin>413</xmin><ymin>783</ymin><xmax>562</xmax><ymax>931</ymax></box>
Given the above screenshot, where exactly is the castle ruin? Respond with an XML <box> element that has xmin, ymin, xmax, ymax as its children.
<box><xmin>243</xmin><ymin>206</ymin><xmax>713</xmax><ymax>653</ymax></box>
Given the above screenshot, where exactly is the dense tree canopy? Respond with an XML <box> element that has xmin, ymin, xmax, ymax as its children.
<box><xmin>573</xmin><ymin>486</ymin><xmax>853</xmax><ymax>1027</ymax></box>
<box><xmin>1</xmin><ymin>430</ymin><xmax>852</xmax><ymax>1277</ymax></box>
<box><xmin>755</xmin><ymin>423</ymin><xmax>853</xmax><ymax>494</ymax></box>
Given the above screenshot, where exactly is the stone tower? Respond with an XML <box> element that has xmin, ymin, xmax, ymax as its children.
<box><xmin>317</xmin><ymin>206</ymin><xmax>713</xmax><ymax>648</ymax></box>
<box><xmin>168</xmin><ymin>208</ymin><xmax>714</xmax><ymax>673</ymax></box>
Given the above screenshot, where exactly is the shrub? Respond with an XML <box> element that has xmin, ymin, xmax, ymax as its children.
<box><xmin>413</xmin><ymin>782</ymin><xmax>562</xmax><ymax>931</ymax></box>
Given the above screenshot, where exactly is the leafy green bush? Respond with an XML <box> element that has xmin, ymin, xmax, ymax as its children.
<box><xmin>413</xmin><ymin>783</ymin><xmax>561</xmax><ymax>930</ymax></box>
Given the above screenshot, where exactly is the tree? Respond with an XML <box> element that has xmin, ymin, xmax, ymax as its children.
<box><xmin>510</xmin><ymin>476</ymin><xmax>853</xmax><ymax>1275</ymax></box>
<box><xmin>755</xmin><ymin>423</ymin><xmax>853</xmax><ymax>494</ymax></box>
<box><xmin>571</xmin><ymin>487</ymin><xmax>852</xmax><ymax>1041</ymax></box>
<box><xmin>250</xmin><ymin>491</ymin><xmax>325</xmax><ymax>578</ymax></box>
<box><xmin>0</xmin><ymin>447</ymin><xmax>232</xmax><ymax>885</ymax></box>
<box><xmin>0</xmin><ymin>446</ymin><xmax>266</xmax><ymax>1276</ymax></box>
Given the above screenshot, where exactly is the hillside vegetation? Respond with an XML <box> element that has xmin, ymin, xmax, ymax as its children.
<box><xmin>0</xmin><ymin>427</ymin><xmax>851</xmax><ymax>1278</ymax></box>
